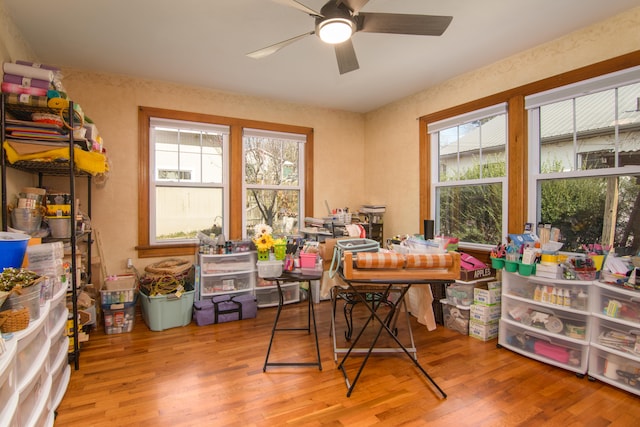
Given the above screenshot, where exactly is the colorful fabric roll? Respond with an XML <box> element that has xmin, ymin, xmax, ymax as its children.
<box><xmin>405</xmin><ymin>253</ymin><xmax>452</xmax><ymax>269</ymax></box>
<box><xmin>355</xmin><ymin>252</ymin><xmax>405</xmax><ymax>269</ymax></box>
<box><xmin>3</xmin><ymin>62</ymin><xmax>54</xmax><ymax>82</ymax></box>
<box><xmin>3</xmin><ymin>73</ymin><xmax>50</xmax><ymax>89</ymax></box>
<box><xmin>5</xmin><ymin>93</ymin><xmax>49</xmax><ymax>108</ymax></box>
<box><xmin>1</xmin><ymin>82</ymin><xmax>48</xmax><ymax>96</ymax></box>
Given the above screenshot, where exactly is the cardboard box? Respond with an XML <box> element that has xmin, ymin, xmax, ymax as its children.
<box><xmin>474</xmin><ymin>287</ymin><xmax>501</xmax><ymax>306</ymax></box>
<box><xmin>469</xmin><ymin>320</ymin><xmax>498</xmax><ymax>341</ymax></box>
<box><xmin>470</xmin><ymin>303</ymin><xmax>501</xmax><ymax>323</ymax></box>
<box><xmin>459</xmin><ymin>266</ymin><xmax>495</xmax><ymax>282</ymax></box>
<box><xmin>104</xmin><ymin>274</ymin><xmax>137</xmax><ymax>291</ymax></box>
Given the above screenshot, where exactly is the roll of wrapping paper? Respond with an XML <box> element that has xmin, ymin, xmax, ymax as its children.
<box><xmin>5</xmin><ymin>93</ymin><xmax>49</xmax><ymax>108</ymax></box>
<box><xmin>3</xmin><ymin>62</ymin><xmax>54</xmax><ymax>82</ymax></box>
<box><xmin>1</xmin><ymin>82</ymin><xmax>48</xmax><ymax>96</ymax></box>
<box><xmin>3</xmin><ymin>73</ymin><xmax>50</xmax><ymax>89</ymax></box>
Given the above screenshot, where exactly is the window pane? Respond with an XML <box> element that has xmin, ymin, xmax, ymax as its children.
<box><xmin>245</xmin><ymin>189</ymin><xmax>299</xmax><ymax>236</ymax></box>
<box><xmin>539</xmin><ymin>175</ymin><xmax>640</xmax><ymax>254</ymax></box>
<box><xmin>576</xmin><ymin>90</ymin><xmax>615</xmax><ymax>171</ymax></box>
<box><xmin>244</xmin><ymin>136</ymin><xmax>299</xmax><ymax>186</ymax></box>
<box><xmin>437</xmin><ymin>183</ymin><xmax>502</xmax><ymax>245</ymax></box>
<box><xmin>540</xmin><ymin>100</ymin><xmax>575</xmax><ymax>173</ymax></box>
<box><xmin>438</xmin><ymin>113</ymin><xmax>506</xmax><ymax>182</ymax></box>
<box><xmin>540</xmin><ymin>84</ymin><xmax>640</xmax><ymax>173</ymax></box>
<box><xmin>155</xmin><ymin>187</ymin><xmax>223</xmax><ymax>241</ymax></box>
<box><xmin>155</xmin><ymin>128</ymin><xmax>224</xmax><ymax>184</ymax></box>
<box><xmin>618</xmin><ymin>82</ymin><xmax>640</xmax><ymax>167</ymax></box>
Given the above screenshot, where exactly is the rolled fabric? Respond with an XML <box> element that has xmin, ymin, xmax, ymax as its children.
<box><xmin>5</xmin><ymin>93</ymin><xmax>49</xmax><ymax>108</ymax></box>
<box><xmin>1</xmin><ymin>82</ymin><xmax>48</xmax><ymax>96</ymax></box>
<box><xmin>48</xmin><ymin>97</ymin><xmax>69</xmax><ymax>109</ymax></box>
<box><xmin>355</xmin><ymin>252</ymin><xmax>405</xmax><ymax>269</ymax></box>
<box><xmin>3</xmin><ymin>62</ymin><xmax>54</xmax><ymax>82</ymax></box>
<box><xmin>3</xmin><ymin>73</ymin><xmax>50</xmax><ymax>89</ymax></box>
<box><xmin>405</xmin><ymin>253</ymin><xmax>452</xmax><ymax>269</ymax></box>
<box><xmin>15</xmin><ymin>60</ymin><xmax>60</xmax><ymax>72</ymax></box>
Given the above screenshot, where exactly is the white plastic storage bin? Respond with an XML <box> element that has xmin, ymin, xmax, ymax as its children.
<box><xmin>200</xmin><ymin>272</ymin><xmax>254</xmax><ymax>296</ymax></box>
<box><xmin>256</xmin><ymin>260</ymin><xmax>283</xmax><ymax>279</ymax></box>
<box><xmin>0</xmin><ymin>341</ymin><xmax>17</xmax><ymax>426</ymax></box>
<box><xmin>255</xmin><ymin>282</ymin><xmax>300</xmax><ymax>308</ymax></box>
<box><xmin>440</xmin><ymin>299</ymin><xmax>470</xmax><ymax>335</ymax></box>
<box><xmin>501</xmin><ymin>296</ymin><xmax>590</xmax><ymax>343</ymax></box>
<box><xmin>201</xmin><ymin>252</ymin><xmax>256</xmax><ymax>273</ymax></box>
<box><xmin>588</xmin><ymin>346</ymin><xmax>640</xmax><ymax>396</ymax></box>
<box><xmin>499</xmin><ymin>321</ymin><xmax>588</xmax><ymax>374</ymax></box>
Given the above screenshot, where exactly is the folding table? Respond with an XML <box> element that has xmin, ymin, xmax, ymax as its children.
<box><xmin>334</xmin><ymin>250</ymin><xmax>460</xmax><ymax>397</ymax></box>
<box><xmin>263</xmin><ymin>270</ymin><xmax>323</xmax><ymax>371</ymax></box>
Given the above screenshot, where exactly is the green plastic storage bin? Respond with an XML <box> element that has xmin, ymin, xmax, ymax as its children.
<box><xmin>140</xmin><ymin>289</ymin><xmax>195</xmax><ymax>331</ymax></box>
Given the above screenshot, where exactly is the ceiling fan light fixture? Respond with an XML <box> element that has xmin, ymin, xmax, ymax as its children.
<box><xmin>318</xmin><ymin>18</ymin><xmax>354</xmax><ymax>44</ymax></box>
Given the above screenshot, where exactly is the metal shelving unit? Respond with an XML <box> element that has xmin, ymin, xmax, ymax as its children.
<box><xmin>1</xmin><ymin>94</ymin><xmax>91</xmax><ymax>370</ymax></box>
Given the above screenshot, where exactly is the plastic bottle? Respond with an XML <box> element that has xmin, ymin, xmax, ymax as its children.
<box><xmin>577</xmin><ymin>289</ymin><xmax>588</xmax><ymax>311</ymax></box>
<box><xmin>563</xmin><ymin>288</ymin><xmax>571</xmax><ymax>307</ymax></box>
<box><xmin>533</xmin><ymin>285</ymin><xmax>542</xmax><ymax>302</ymax></box>
<box><xmin>541</xmin><ymin>286</ymin><xmax>549</xmax><ymax>303</ymax></box>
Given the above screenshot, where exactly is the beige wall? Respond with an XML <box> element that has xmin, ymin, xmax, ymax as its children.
<box><xmin>1</xmin><ymin>4</ymin><xmax>640</xmax><ymax>274</ymax></box>
<box><xmin>365</xmin><ymin>6</ymin><xmax>640</xmax><ymax>241</ymax></box>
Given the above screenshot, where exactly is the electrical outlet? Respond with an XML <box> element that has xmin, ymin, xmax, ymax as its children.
<box><xmin>126</xmin><ymin>258</ymin><xmax>133</xmax><ymax>269</ymax></box>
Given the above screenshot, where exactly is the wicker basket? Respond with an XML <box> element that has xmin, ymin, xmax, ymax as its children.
<box><xmin>0</xmin><ymin>307</ymin><xmax>30</xmax><ymax>333</ymax></box>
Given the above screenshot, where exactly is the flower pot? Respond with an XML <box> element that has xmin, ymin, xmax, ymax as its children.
<box><xmin>257</xmin><ymin>250</ymin><xmax>270</xmax><ymax>261</ymax></box>
<box><xmin>274</xmin><ymin>244</ymin><xmax>286</xmax><ymax>261</ymax></box>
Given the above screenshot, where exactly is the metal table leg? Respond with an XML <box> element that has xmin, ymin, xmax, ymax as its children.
<box><xmin>337</xmin><ymin>283</ymin><xmax>446</xmax><ymax>398</ymax></box>
<box><xmin>263</xmin><ymin>279</ymin><xmax>322</xmax><ymax>371</ymax></box>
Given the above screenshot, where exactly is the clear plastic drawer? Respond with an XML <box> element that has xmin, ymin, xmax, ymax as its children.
<box><xmin>499</xmin><ymin>321</ymin><xmax>588</xmax><ymax>373</ymax></box>
<box><xmin>201</xmin><ymin>272</ymin><xmax>254</xmax><ymax>295</ymax></box>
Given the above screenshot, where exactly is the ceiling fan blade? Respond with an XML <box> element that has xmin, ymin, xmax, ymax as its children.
<box><xmin>338</xmin><ymin>0</ymin><xmax>370</xmax><ymax>13</ymax></box>
<box><xmin>247</xmin><ymin>31</ymin><xmax>314</xmax><ymax>59</ymax></box>
<box><xmin>334</xmin><ymin>39</ymin><xmax>359</xmax><ymax>75</ymax></box>
<box><xmin>357</xmin><ymin>13</ymin><xmax>453</xmax><ymax>36</ymax></box>
<box><xmin>272</xmin><ymin>0</ymin><xmax>321</xmax><ymax>16</ymax></box>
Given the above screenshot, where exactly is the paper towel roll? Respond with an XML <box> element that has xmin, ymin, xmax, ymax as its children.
<box><xmin>3</xmin><ymin>62</ymin><xmax>54</xmax><ymax>82</ymax></box>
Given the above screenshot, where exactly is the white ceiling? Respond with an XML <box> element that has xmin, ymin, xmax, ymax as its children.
<box><xmin>4</xmin><ymin>0</ymin><xmax>639</xmax><ymax>113</ymax></box>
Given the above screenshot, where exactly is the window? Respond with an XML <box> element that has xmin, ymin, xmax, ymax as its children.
<box><xmin>149</xmin><ymin>118</ymin><xmax>228</xmax><ymax>245</ymax></box>
<box><xmin>138</xmin><ymin>107</ymin><xmax>314</xmax><ymax>258</ymax></box>
<box><xmin>428</xmin><ymin>104</ymin><xmax>508</xmax><ymax>246</ymax></box>
<box><xmin>527</xmin><ymin>66</ymin><xmax>640</xmax><ymax>254</ymax></box>
<box><xmin>243</xmin><ymin>128</ymin><xmax>305</xmax><ymax>237</ymax></box>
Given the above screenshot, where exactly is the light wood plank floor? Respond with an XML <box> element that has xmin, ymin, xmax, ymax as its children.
<box><xmin>55</xmin><ymin>298</ymin><xmax>640</xmax><ymax>426</ymax></box>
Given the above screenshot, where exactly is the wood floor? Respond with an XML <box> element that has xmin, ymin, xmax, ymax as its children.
<box><xmin>55</xmin><ymin>298</ymin><xmax>640</xmax><ymax>427</ymax></box>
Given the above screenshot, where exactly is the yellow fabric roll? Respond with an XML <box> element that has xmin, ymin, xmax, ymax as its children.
<box><xmin>3</xmin><ymin>141</ymin><xmax>108</xmax><ymax>175</ymax></box>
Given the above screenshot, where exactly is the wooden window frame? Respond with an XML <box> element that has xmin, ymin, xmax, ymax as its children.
<box><xmin>137</xmin><ymin>106</ymin><xmax>314</xmax><ymax>258</ymax></box>
<box><xmin>419</xmin><ymin>51</ymin><xmax>640</xmax><ymax>241</ymax></box>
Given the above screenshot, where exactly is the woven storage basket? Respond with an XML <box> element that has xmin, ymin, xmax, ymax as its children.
<box><xmin>0</xmin><ymin>307</ymin><xmax>30</xmax><ymax>333</ymax></box>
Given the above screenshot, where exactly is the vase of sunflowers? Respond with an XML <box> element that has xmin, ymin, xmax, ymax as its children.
<box><xmin>253</xmin><ymin>223</ymin><xmax>275</xmax><ymax>261</ymax></box>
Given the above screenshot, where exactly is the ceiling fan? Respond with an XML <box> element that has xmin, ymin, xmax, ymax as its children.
<box><xmin>247</xmin><ymin>0</ymin><xmax>453</xmax><ymax>75</ymax></box>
